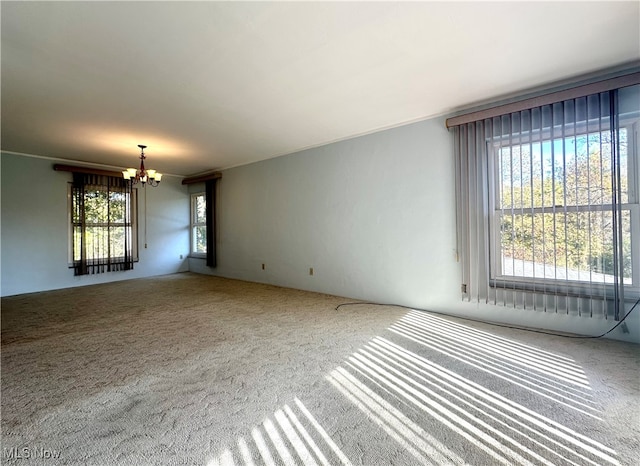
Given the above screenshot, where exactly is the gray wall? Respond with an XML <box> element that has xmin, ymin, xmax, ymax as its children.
<box><xmin>191</xmin><ymin>116</ymin><xmax>639</xmax><ymax>343</ymax></box>
<box><xmin>1</xmin><ymin>152</ymin><xmax>190</xmax><ymax>296</ymax></box>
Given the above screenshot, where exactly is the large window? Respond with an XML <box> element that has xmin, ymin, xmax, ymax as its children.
<box><xmin>191</xmin><ymin>193</ymin><xmax>207</xmax><ymax>256</ymax></box>
<box><xmin>491</xmin><ymin>122</ymin><xmax>639</xmax><ymax>289</ymax></box>
<box><xmin>451</xmin><ymin>81</ymin><xmax>640</xmax><ymax>319</ymax></box>
<box><xmin>70</xmin><ymin>174</ymin><xmax>137</xmax><ymax>275</ymax></box>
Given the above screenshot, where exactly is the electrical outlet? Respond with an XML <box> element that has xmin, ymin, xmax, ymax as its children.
<box><xmin>309</xmin><ymin>267</ymin><xmax>314</xmax><ymax>276</ymax></box>
<box><xmin>621</xmin><ymin>322</ymin><xmax>629</xmax><ymax>334</ymax></box>
<box><xmin>180</xmin><ymin>254</ymin><xmax>183</xmax><ymax>259</ymax></box>
<box><xmin>261</xmin><ymin>263</ymin><xmax>265</xmax><ymax>270</ymax></box>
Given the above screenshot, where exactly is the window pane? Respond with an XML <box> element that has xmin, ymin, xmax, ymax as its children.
<box><xmin>193</xmin><ymin>226</ymin><xmax>207</xmax><ymax>253</ymax></box>
<box><xmin>194</xmin><ymin>194</ymin><xmax>206</xmax><ymax>224</ymax></box>
<box><xmin>81</xmin><ymin>189</ymin><xmax>129</xmax><ymax>223</ymax></box>
<box><xmin>499</xmin><ymin>210</ymin><xmax>632</xmax><ymax>284</ymax></box>
<box><xmin>108</xmin><ymin>226</ymin><xmax>126</xmax><ymax>258</ymax></box>
<box><xmin>84</xmin><ymin>189</ymin><xmax>109</xmax><ymax>223</ymax></box>
<box><xmin>84</xmin><ymin>226</ymin><xmax>108</xmax><ymax>260</ymax></box>
<box><xmin>73</xmin><ymin>227</ymin><xmax>82</xmax><ymax>261</ymax></box>
<box><xmin>73</xmin><ymin>226</ymin><xmax>131</xmax><ymax>261</ymax></box>
<box><xmin>109</xmin><ymin>191</ymin><xmax>128</xmax><ymax>223</ymax></box>
<box><xmin>499</xmin><ymin>129</ymin><xmax>627</xmax><ymax>210</ymax></box>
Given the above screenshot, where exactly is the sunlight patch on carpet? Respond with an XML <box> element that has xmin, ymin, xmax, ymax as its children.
<box><xmin>206</xmin><ymin>398</ymin><xmax>352</xmax><ymax>466</ymax></box>
<box><xmin>390</xmin><ymin>311</ymin><xmax>601</xmax><ymax>417</ymax></box>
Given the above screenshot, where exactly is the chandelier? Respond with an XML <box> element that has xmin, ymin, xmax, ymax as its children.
<box><xmin>122</xmin><ymin>145</ymin><xmax>162</xmax><ymax>187</ymax></box>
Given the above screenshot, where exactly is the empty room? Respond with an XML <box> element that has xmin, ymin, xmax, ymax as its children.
<box><xmin>1</xmin><ymin>1</ymin><xmax>639</xmax><ymax>465</ymax></box>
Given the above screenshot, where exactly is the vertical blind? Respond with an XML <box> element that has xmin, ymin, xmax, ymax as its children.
<box><xmin>452</xmin><ymin>84</ymin><xmax>639</xmax><ymax>320</ymax></box>
<box><xmin>72</xmin><ymin>173</ymin><xmax>135</xmax><ymax>276</ymax></box>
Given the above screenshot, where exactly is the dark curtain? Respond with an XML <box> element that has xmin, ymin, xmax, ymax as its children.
<box><xmin>205</xmin><ymin>179</ymin><xmax>217</xmax><ymax>268</ymax></box>
<box><xmin>72</xmin><ymin>173</ymin><xmax>134</xmax><ymax>276</ymax></box>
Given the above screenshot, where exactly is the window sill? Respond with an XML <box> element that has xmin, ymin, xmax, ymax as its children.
<box><xmin>68</xmin><ymin>258</ymin><xmax>139</xmax><ymax>268</ymax></box>
<box><xmin>490</xmin><ymin>278</ymin><xmax>640</xmax><ymax>301</ymax></box>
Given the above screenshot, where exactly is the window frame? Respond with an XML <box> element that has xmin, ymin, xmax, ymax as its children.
<box><xmin>190</xmin><ymin>192</ymin><xmax>207</xmax><ymax>258</ymax></box>
<box><xmin>67</xmin><ymin>183</ymin><xmax>139</xmax><ymax>267</ymax></box>
<box><xmin>487</xmin><ymin>120</ymin><xmax>640</xmax><ymax>297</ymax></box>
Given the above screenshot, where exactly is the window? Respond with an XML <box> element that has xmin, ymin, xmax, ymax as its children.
<box><xmin>490</xmin><ymin>118</ymin><xmax>639</xmax><ymax>289</ymax></box>
<box><xmin>188</xmin><ymin>179</ymin><xmax>217</xmax><ymax>267</ymax></box>
<box><xmin>70</xmin><ymin>173</ymin><xmax>137</xmax><ymax>275</ymax></box>
<box><xmin>191</xmin><ymin>193</ymin><xmax>207</xmax><ymax>256</ymax></box>
<box><xmin>451</xmin><ymin>82</ymin><xmax>640</xmax><ymax>319</ymax></box>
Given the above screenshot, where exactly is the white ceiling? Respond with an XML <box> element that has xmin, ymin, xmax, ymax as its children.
<box><xmin>2</xmin><ymin>1</ymin><xmax>639</xmax><ymax>176</ymax></box>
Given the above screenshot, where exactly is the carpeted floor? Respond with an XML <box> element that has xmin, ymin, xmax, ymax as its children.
<box><xmin>1</xmin><ymin>273</ymin><xmax>638</xmax><ymax>465</ymax></box>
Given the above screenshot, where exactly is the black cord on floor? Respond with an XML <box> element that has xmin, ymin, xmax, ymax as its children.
<box><xmin>335</xmin><ymin>296</ymin><xmax>640</xmax><ymax>339</ymax></box>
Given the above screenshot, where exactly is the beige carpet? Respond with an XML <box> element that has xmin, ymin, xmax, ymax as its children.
<box><xmin>1</xmin><ymin>273</ymin><xmax>638</xmax><ymax>465</ymax></box>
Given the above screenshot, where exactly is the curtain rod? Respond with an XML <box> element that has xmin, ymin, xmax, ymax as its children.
<box><xmin>445</xmin><ymin>71</ymin><xmax>640</xmax><ymax>128</ymax></box>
